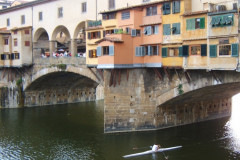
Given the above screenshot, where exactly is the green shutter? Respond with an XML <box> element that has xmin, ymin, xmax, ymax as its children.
<box><xmin>179</xmin><ymin>47</ymin><xmax>183</xmax><ymax>57</ymax></box>
<box><xmin>163</xmin><ymin>2</ymin><xmax>171</xmax><ymax>15</ymax></box>
<box><xmin>201</xmin><ymin>44</ymin><xmax>207</xmax><ymax>56</ymax></box>
<box><xmin>210</xmin><ymin>45</ymin><xmax>217</xmax><ymax>57</ymax></box>
<box><xmin>186</xmin><ymin>19</ymin><xmax>195</xmax><ymax>30</ymax></box>
<box><xmin>232</xmin><ymin>43</ymin><xmax>239</xmax><ymax>57</ymax></box>
<box><xmin>109</xmin><ymin>46</ymin><xmax>114</xmax><ymax>56</ymax></box>
<box><xmin>163</xmin><ymin>24</ymin><xmax>171</xmax><ymax>35</ymax></box>
<box><xmin>162</xmin><ymin>48</ymin><xmax>168</xmax><ymax>57</ymax></box>
<box><xmin>200</xmin><ymin>18</ymin><xmax>205</xmax><ymax>29</ymax></box>
<box><xmin>173</xmin><ymin>1</ymin><xmax>180</xmax><ymax>13</ymax></box>
<box><xmin>182</xmin><ymin>45</ymin><xmax>189</xmax><ymax>57</ymax></box>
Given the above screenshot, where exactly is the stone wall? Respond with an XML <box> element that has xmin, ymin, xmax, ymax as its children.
<box><xmin>104</xmin><ymin>69</ymin><xmax>234</xmax><ymax>133</ymax></box>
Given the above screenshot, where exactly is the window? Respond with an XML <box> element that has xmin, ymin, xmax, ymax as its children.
<box><xmin>186</xmin><ymin>18</ymin><xmax>205</xmax><ymax>30</ymax></box>
<box><xmin>87</xmin><ymin>31</ymin><xmax>101</xmax><ymax>39</ymax></box>
<box><xmin>172</xmin><ymin>23</ymin><xmax>180</xmax><ymax>35</ymax></box>
<box><xmin>163</xmin><ymin>2</ymin><xmax>171</xmax><ymax>15</ymax></box>
<box><xmin>14</xmin><ymin>39</ymin><xmax>17</xmax><ymax>46</ymax></box>
<box><xmin>172</xmin><ymin>1</ymin><xmax>180</xmax><ymax>13</ymax></box>
<box><xmin>191</xmin><ymin>46</ymin><xmax>201</xmax><ymax>55</ymax></box>
<box><xmin>146</xmin><ymin>6</ymin><xmax>157</xmax><ymax>16</ymax></box>
<box><xmin>15</xmin><ymin>53</ymin><xmax>20</xmax><ymax>59</ymax></box>
<box><xmin>143</xmin><ymin>0</ymin><xmax>150</xmax><ymax>2</ymax></box>
<box><xmin>121</xmin><ymin>11</ymin><xmax>130</xmax><ymax>20</ymax></box>
<box><xmin>102</xmin><ymin>13</ymin><xmax>116</xmax><ymax>20</ymax></box>
<box><xmin>144</xmin><ymin>25</ymin><xmax>159</xmax><ymax>35</ymax></box>
<box><xmin>163</xmin><ymin>24</ymin><xmax>171</xmax><ymax>35</ymax></box>
<box><xmin>25</xmin><ymin>30</ymin><xmax>29</xmax><ymax>34</ymax></box>
<box><xmin>25</xmin><ymin>41</ymin><xmax>30</xmax><ymax>46</ymax></box>
<box><xmin>2</xmin><ymin>6</ymin><xmax>7</xmax><ymax>9</ymax></box>
<box><xmin>89</xmin><ymin>49</ymin><xmax>97</xmax><ymax>58</ymax></box>
<box><xmin>219</xmin><ymin>45</ymin><xmax>231</xmax><ymax>56</ymax></box>
<box><xmin>58</xmin><ymin>7</ymin><xmax>63</xmax><ymax>18</ymax></box>
<box><xmin>82</xmin><ymin>2</ymin><xmax>87</xmax><ymax>13</ymax></box>
<box><xmin>168</xmin><ymin>48</ymin><xmax>179</xmax><ymax>57</ymax></box>
<box><xmin>1</xmin><ymin>54</ymin><xmax>6</xmax><ymax>60</ymax></box>
<box><xmin>39</xmin><ymin>12</ymin><xmax>43</xmax><ymax>21</ymax></box>
<box><xmin>109</xmin><ymin>0</ymin><xmax>115</xmax><ymax>9</ymax></box>
<box><xmin>7</xmin><ymin>18</ymin><xmax>10</xmax><ymax>26</ymax></box>
<box><xmin>4</xmin><ymin>39</ymin><xmax>8</xmax><ymax>45</ymax></box>
<box><xmin>103</xmin><ymin>46</ymin><xmax>109</xmax><ymax>55</ymax></box>
<box><xmin>148</xmin><ymin>45</ymin><xmax>159</xmax><ymax>55</ymax></box>
<box><xmin>211</xmin><ymin>14</ymin><xmax>233</xmax><ymax>28</ymax></box>
<box><xmin>131</xmin><ymin>29</ymin><xmax>141</xmax><ymax>37</ymax></box>
<box><xmin>135</xmin><ymin>46</ymin><xmax>146</xmax><ymax>57</ymax></box>
<box><xmin>14</xmin><ymin>30</ymin><xmax>17</xmax><ymax>34</ymax></box>
<box><xmin>21</xmin><ymin>15</ymin><xmax>25</xmax><ymax>24</ymax></box>
<box><xmin>103</xmin><ymin>29</ymin><xmax>114</xmax><ymax>37</ymax></box>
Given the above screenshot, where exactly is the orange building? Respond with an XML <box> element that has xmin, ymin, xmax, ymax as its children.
<box><xmin>96</xmin><ymin>1</ymin><xmax>163</xmax><ymax>69</ymax></box>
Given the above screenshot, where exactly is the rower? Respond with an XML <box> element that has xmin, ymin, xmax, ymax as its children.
<box><xmin>152</xmin><ymin>144</ymin><xmax>161</xmax><ymax>152</ymax></box>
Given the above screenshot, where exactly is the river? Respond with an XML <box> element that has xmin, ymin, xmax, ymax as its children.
<box><xmin>0</xmin><ymin>96</ymin><xmax>240</xmax><ymax>160</ymax></box>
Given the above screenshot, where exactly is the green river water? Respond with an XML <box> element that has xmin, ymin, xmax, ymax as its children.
<box><xmin>0</xmin><ymin>98</ymin><xmax>240</xmax><ymax>160</ymax></box>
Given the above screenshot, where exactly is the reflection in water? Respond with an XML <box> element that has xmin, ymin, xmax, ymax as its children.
<box><xmin>225</xmin><ymin>94</ymin><xmax>240</xmax><ymax>155</ymax></box>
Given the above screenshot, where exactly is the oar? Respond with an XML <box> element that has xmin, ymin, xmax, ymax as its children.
<box><xmin>132</xmin><ymin>146</ymin><xmax>150</xmax><ymax>150</ymax></box>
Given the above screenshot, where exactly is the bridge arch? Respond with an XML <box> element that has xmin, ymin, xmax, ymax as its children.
<box><xmin>33</xmin><ymin>28</ymin><xmax>50</xmax><ymax>58</ymax></box>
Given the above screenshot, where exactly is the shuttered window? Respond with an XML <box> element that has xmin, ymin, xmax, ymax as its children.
<box><xmin>211</xmin><ymin>14</ymin><xmax>233</xmax><ymax>27</ymax></box>
<box><xmin>210</xmin><ymin>45</ymin><xmax>217</xmax><ymax>57</ymax></box>
<box><xmin>172</xmin><ymin>23</ymin><xmax>180</xmax><ymax>35</ymax></box>
<box><xmin>163</xmin><ymin>2</ymin><xmax>171</xmax><ymax>15</ymax></box>
<box><xmin>182</xmin><ymin>45</ymin><xmax>189</xmax><ymax>57</ymax></box>
<box><xmin>200</xmin><ymin>18</ymin><xmax>205</xmax><ymax>29</ymax></box>
<box><xmin>109</xmin><ymin>46</ymin><xmax>114</xmax><ymax>56</ymax></box>
<box><xmin>163</xmin><ymin>24</ymin><xmax>171</xmax><ymax>35</ymax></box>
<box><xmin>187</xmin><ymin>18</ymin><xmax>205</xmax><ymax>30</ymax></box>
<box><xmin>172</xmin><ymin>1</ymin><xmax>180</xmax><ymax>13</ymax></box>
<box><xmin>179</xmin><ymin>47</ymin><xmax>183</xmax><ymax>57</ymax></box>
<box><xmin>97</xmin><ymin>46</ymin><xmax>102</xmax><ymax>56</ymax></box>
<box><xmin>231</xmin><ymin>43</ymin><xmax>238</xmax><ymax>57</ymax></box>
<box><xmin>201</xmin><ymin>44</ymin><xmax>207</xmax><ymax>56</ymax></box>
<box><xmin>162</xmin><ymin>48</ymin><xmax>168</xmax><ymax>57</ymax></box>
<box><xmin>121</xmin><ymin>11</ymin><xmax>130</xmax><ymax>20</ymax></box>
<box><xmin>135</xmin><ymin>47</ymin><xmax>145</xmax><ymax>57</ymax></box>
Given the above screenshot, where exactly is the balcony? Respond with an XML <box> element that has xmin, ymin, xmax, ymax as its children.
<box><xmin>206</xmin><ymin>1</ymin><xmax>238</xmax><ymax>15</ymax></box>
<box><xmin>141</xmin><ymin>14</ymin><xmax>162</xmax><ymax>26</ymax></box>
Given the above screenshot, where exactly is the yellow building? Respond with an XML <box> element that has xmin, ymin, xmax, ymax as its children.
<box><xmin>182</xmin><ymin>11</ymin><xmax>208</xmax><ymax>69</ymax></box>
<box><xmin>161</xmin><ymin>0</ymin><xmax>191</xmax><ymax>68</ymax></box>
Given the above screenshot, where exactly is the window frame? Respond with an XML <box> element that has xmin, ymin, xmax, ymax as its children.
<box><xmin>58</xmin><ymin>7</ymin><xmax>63</xmax><ymax>18</ymax></box>
<box><xmin>14</xmin><ymin>39</ymin><xmax>18</xmax><ymax>47</ymax></box>
<box><xmin>39</xmin><ymin>12</ymin><xmax>43</xmax><ymax>21</ymax></box>
<box><xmin>89</xmin><ymin>49</ymin><xmax>97</xmax><ymax>58</ymax></box>
<box><xmin>7</xmin><ymin>18</ymin><xmax>10</xmax><ymax>26</ymax></box>
<box><xmin>4</xmin><ymin>38</ymin><xmax>8</xmax><ymax>45</ymax></box>
<box><xmin>190</xmin><ymin>45</ymin><xmax>201</xmax><ymax>56</ymax></box>
<box><xmin>121</xmin><ymin>11</ymin><xmax>130</xmax><ymax>20</ymax></box>
<box><xmin>146</xmin><ymin>6</ymin><xmax>157</xmax><ymax>16</ymax></box>
<box><xmin>168</xmin><ymin>47</ymin><xmax>179</xmax><ymax>57</ymax></box>
<box><xmin>21</xmin><ymin>15</ymin><xmax>25</xmax><ymax>25</ymax></box>
<box><xmin>82</xmin><ymin>2</ymin><xmax>87</xmax><ymax>13</ymax></box>
<box><xmin>103</xmin><ymin>46</ymin><xmax>110</xmax><ymax>55</ymax></box>
<box><xmin>218</xmin><ymin>44</ymin><xmax>231</xmax><ymax>57</ymax></box>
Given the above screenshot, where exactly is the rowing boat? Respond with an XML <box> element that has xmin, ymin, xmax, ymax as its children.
<box><xmin>123</xmin><ymin>146</ymin><xmax>182</xmax><ymax>158</ymax></box>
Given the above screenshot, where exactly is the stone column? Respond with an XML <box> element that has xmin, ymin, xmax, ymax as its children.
<box><xmin>49</xmin><ymin>41</ymin><xmax>56</xmax><ymax>57</ymax></box>
<box><xmin>71</xmin><ymin>39</ymin><xmax>77</xmax><ymax>56</ymax></box>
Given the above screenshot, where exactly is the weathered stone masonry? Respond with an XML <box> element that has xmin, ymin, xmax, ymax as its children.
<box><xmin>104</xmin><ymin>69</ymin><xmax>235</xmax><ymax>133</ymax></box>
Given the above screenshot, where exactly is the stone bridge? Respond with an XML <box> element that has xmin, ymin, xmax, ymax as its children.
<box><xmin>103</xmin><ymin>69</ymin><xmax>239</xmax><ymax>133</ymax></box>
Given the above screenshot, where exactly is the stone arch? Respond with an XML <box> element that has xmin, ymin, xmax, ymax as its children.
<box><xmin>73</xmin><ymin>21</ymin><xmax>86</xmax><ymax>55</ymax></box>
<box><xmin>24</xmin><ymin>65</ymin><xmax>99</xmax><ymax>91</ymax></box>
<box><xmin>50</xmin><ymin>25</ymin><xmax>71</xmax><ymax>54</ymax></box>
<box><xmin>33</xmin><ymin>28</ymin><xmax>50</xmax><ymax>58</ymax></box>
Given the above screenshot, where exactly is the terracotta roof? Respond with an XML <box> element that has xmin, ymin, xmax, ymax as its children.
<box><xmin>11</xmin><ymin>26</ymin><xmax>32</xmax><ymax>30</ymax></box>
<box><xmin>100</xmin><ymin>0</ymin><xmax>167</xmax><ymax>14</ymax></box>
<box><xmin>95</xmin><ymin>37</ymin><xmax>123</xmax><ymax>44</ymax></box>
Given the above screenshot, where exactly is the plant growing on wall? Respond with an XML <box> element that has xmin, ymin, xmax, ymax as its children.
<box><xmin>177</xmin><ymin>84</ymin><xmax>184</xmax><ymax>95</ymax></box>
<box><xmin>57</xmin><ymin>64</ymin><xmax>67</xmax><ymax>71</ymax></box>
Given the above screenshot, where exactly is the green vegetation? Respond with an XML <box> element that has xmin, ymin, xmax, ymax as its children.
<box><xmin>57</xmin><ymin>64</ymin><xmax>67</xmax><ymax>71</ymax></box>
<box><xmin>177</xmin><ymin>84</ymin><xmax>184</xmax><ymax>95</ymax></box>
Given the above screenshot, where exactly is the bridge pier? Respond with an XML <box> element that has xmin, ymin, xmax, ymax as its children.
<box><xmin>103</xmin><ymin>69</ymin><xmax>234</xmax><ymax>133</ymax></box>
<box><xmin>71</xmin><ymin>39</ymin><xmax>77</xmax><ymax>56</ymax></box>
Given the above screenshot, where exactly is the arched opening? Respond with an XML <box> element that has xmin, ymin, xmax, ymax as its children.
<box><xmin>51</xmin><ymin>25</ymin><xmax>71</xmax><ymax>57</ymax></box>
<box><xmin>24</xmin><ymin>71</ymin><xmax>98</xmax><ymax>106</ymax></box>
<box><xmin>33</xmin><ymin>28</ymin><xmax>50</xmax><ymax>58</ymax></box>
<box><xmin>73</xmin><ymin>21</ymin><xmax>86</xmax><ymax>57</ymax></box>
